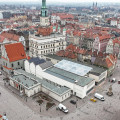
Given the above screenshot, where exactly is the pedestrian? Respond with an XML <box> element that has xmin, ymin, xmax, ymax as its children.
<box><xmin>0</xmin><ymin>92</ymin><xmax>1</xmax><ymax>95</ymax></box>
<box><xmin>26</xmin><ymin>96</ymin><xmax>27</xmax><ymax>102</ymax></box>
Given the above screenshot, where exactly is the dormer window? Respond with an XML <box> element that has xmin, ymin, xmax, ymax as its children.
<box><xmin>21</xmin><ymin>53</ymin><xmax>24</xmax><ymax>57</ymax></box>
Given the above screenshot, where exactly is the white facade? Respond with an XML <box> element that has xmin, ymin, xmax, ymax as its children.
<box><xmin>25</xmin><ymin>86</ymin><xmax>41</xmax><ymax>97</ymax></box>
<box><xmin>24</xmin><ymin>60</ymin><xmax>30</xmax><ymax>73</ymax></box>
<box><xmin>10</xmin><ymin>69</ymin><xmax>71</xmax><ymax>102</ymax></box>
<box><xmin>19</xmin><ymin>36</ymin><xmax>26</xmax><ymax>47</ymax></box>
<box><xmin>0</xmin><ymin>12</ymin><xmax>3</xmax><ymax>19</ymax></box>
<box><xmin>41</xmin><ymin>86</ymin><xmax>71</xmax><ymax>102</ymax></box>
<box><xmin>89</xmin><ymin>70</ymin><xmax>107</xmax><ymax>84</ymax></box>
<box><xmin>51</xmin><ymin>15</ymin><xmax>60</xmax><ymax>24</ymax></box>
<box><xmin>29</xmin><ymin>34</ymin><xmax>66</xmax><ymax>57</ymax></box>
<box><xmin>106</xmin><ymin>39</ymin><xmax>113</xmax><ymax>54</ymax></box>
<box><xmin>41</xmin><ymin>71</ymin><xmax>95</xmax><ymax>98</ymax></box>
<box><xmin>93</xmin><ymin>37</ymin><xmax>100</xmax><ymax>51</ymax></box>
<box><xmin>29</xmin><ymin>62</ymin><xmax>36</xmax><ymax>75</ymax></box>
<box><xmin>40</xmin><ymin>17</ymin><xmax>50</xmax><ymax>27</ymax></box>
<box><xmin>110</xmin><ymin>20</ymin><xmax>118</xmax><ymax>26</ymax></box>
<box><xmin>36</xmin><ymin>65</ymin><xmax>43</xmax><ymax>79</ymax></box>
<box><xmin>10</xmin><ymin>79</ymin><xmax>41</xmax><ymax>97</ymax></box>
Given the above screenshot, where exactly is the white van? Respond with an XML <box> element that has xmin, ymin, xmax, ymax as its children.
<box><xmin>58</xmin><ymin>103</ymin><xmax>68</xmax><ymax>113</ymax></box>
<box><xmin>94</xmin><ymin>93</ymin><xmax>105</xmax><ymax>101</ymax></box>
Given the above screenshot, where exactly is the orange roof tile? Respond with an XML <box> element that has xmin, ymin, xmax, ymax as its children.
<box><xmin>0</xmin><ymin>35</ymin><xmax>6</xmax><ymax>43</ymax></box>
<box><xmin>56</xmin><ymin>50</ymin><xmax>65</xmax><ymax>57</ymax></box>
<box><xmin>3</xmin><ymin>66</ymin><xmax>13</xmax><ymax>70</ymax></box>
<box><xmin>5</xmin><ymin>43</ymin><xmax>27</xmax><ymax>62</ymax></box>
<box><xmin>1</xmin><ymin>32</ymin><xmax>20</xmax><ymax>41</ymax></box>
<box><xmin>105</xmin><ymin>58</ymin><xmax>113</xmax><ymax>68</ymax></box>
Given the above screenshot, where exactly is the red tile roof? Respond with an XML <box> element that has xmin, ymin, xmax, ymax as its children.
<box><xmin>3</xmin><ymin>66</ymin><xmax>13</xmax><ymax>70</ymax></box>
<box><xmin>52</xmin><ymin>13</ymin><xmax>74</xmax><ymax>20</ymax></box>
<box><xmin>66</xmin><ymin>44</ymin><xmax>76</xmax><ymax>51</ymax></box>
<box><xmin>113</xmin><ymin>37</ymin><xmax>120</xmax><ymax>45</ymax></box>
<box><xmin>5</xmin><ymin>43</ymin><xmax>27</xmax><ymax>62</ymax></box>
<box><xmin>99</xmin><ymin>34</ymin><xmax>111</xmax><ymax>41</ymax></box>
<box><xmin>56</xmin><ymin>50</ymin><xmax>65</xmax><ymax>57</ymax></box>
<box><xmin>0</xmin><ymin>35</ymin><xmax>6</xmax><ymax>43</ymax></box>
<box><xmin>94</xmin><ymin>54</ymin><xmax>117</xmax><ymax>68</ymax></box>
<box><xmin>1</xmin><ymin>32</ymin><xmax>20</xmax><ymax>41</ymax></box>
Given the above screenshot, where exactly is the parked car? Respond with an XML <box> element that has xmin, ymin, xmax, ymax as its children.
<box><xmin>111</xmin><ymin>78</ymin><xmax>116</xmax><ymax>83</ymax></box>
<box><xmin>70</xmin><ymin>100</ymin><xmax>76</xmax><ymax>104</ymax></box>
<box><xmin>109</xmin><ymin>78</ymin><xmax>116</xmax><ymax>83</ymax></box>
<box><xmin>90</xmin><ymin>98</ymin><xmax>97</xmax><ymax>102</ymax></box>
<box><xmin>94</xmin><ymin>93</ymin><xmax>105</xmax><ymax>101</ymax></box>
<box><xmin>118</xmin><ymin>80</ymin><xmax>120</xmax><ymax>84</ymax></box>
<box><xmin>58</xmin><ymin>104</ymin><xmax>68</xmax><ymax>113</ymax></box>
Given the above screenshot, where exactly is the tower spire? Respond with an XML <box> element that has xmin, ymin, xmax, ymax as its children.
<box><xmin>42</xmin><ymin>0</ymin><xmax>46</xmax><ymax>8</ymax></box>
<box><xmin>40</xmin><ymin>0</ymin><xmax>50</xmax><ymax>27</ymax></box>
<box><xmin>41</xmin><ymin>0</ymin><xmax>48</xmax><ymax>17</ymax></box>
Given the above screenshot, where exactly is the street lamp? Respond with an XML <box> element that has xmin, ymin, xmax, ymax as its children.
<box><xmin>74</xmin><ymin>80</ymin><xmax>78</xmax><ymax>108</ymax></box>
<box><xmin>39</xmin><ymin>103</ymin><xmax>41</xmax><ymax>112</ymax></box>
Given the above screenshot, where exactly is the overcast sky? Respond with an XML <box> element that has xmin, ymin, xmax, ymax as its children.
<box><xmin>0</xmin><ymin>0</ymin><xmax>120</xmax><ymax>3</ymax></box>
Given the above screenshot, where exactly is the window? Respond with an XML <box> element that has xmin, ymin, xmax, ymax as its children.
<box><xmin>6</xmin><ymin>63</ymin><xmax>7</xmax><ymax>67</ymax></box>
<box><xmin>41</xmin><ymin>46</ymin><xmax>42</xmax><ymax>49</ymax></box>
<box><xmin>12</xmin><ymin>63</ymin><xmax>14</xmax><ymax>67</ymax></box>
<box><xmin>18</xmin><ymin>62</ymin><xmax>20</xmax><ymax>65</ymax></box>
<box><xmin>45</xmin><ymin>19</ymin><xmax>48</xmax><ymax>23</ymax></box>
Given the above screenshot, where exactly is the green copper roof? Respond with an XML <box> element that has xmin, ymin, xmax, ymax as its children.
<box><xmin>45</xmin><ymin>67</ymin><xmax>94</xmax><ymax>87</ymax></box>
<box><xmin>53</xmin><ymin>26</ymin><xmax>56</xmax><ymax>29</ymax></box>
<box><xmin>63</xmin><ymin>28</ymin><xmax>66</xmax><ymax>31</ymax></box>
<box><xmin>42</xmin><ymin>0</ymin><xmax>46</xmax><ymax>8</ymax></box>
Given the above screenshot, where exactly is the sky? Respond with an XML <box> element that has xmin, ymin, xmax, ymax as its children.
<box><xmin>0</xmin><ymin>0</ymin><xmax>120</xmax><ymax>3</ymax></box>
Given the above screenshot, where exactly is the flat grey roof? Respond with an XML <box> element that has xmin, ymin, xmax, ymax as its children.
<box><xmin>45</xmin><ymin>67</ymin><xmax>94</xmax><ymax>87</ymax></box>
<box><xmin>45</xmin><ymin>54</ymin><xmax>64</xmax><ymax>61</ymax></box>
<box><xmin>45</xmin><ymin>54</ymin><xmax>106</xmax><ymax>75</ymax></box>
<box><xmin>14</xmin><ymin>69</ymin><xmax>71</xmax><ymax>96</ymax></box>
<box><xmin>11</xmin><ymin>75</ymin><xmax>40</xmax><ymax>89</ymax></box>
<box><xmin>54</xmin><ymin>60</ymin><xmax>92</xmax><ymax>76</ymax></box>
<box><xmin>76</xmin><ymin>61</ymin><xmax>107</xmax><ymax>75</ymax></box>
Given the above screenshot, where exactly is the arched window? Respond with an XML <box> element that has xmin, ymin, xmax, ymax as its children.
<box><xmin>45</xmin><ymin>11</ymin><xmax>47</xmax><ymax>17</ymax></box>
